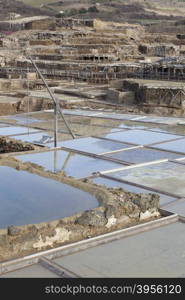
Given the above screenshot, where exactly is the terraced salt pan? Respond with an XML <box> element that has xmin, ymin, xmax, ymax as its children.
<box><xmin>101</xmin><ymin>129</ymin><xmax>181</xmax><ymax>145</ymax></box>
<box><xmin>16</xmin><ymin>149</ymin><xmax>124</xmax><ymax>178</ymax></box>
<box><xmin>109</xmin><ymin>161</ymin><xmax>185</xmax><ymax>197</ymax></box>
<box><xmin>0</xmin><ymin>126</ymin><xmax>39</xmax><ymax>136</ymax></box>
<box><xmin>60</xmin><ymin>136</ymin><xmax>132</xmax><ymax>154</ymax></box>
<box><xmin>103</xmin><ymin>147</ymin><xmax>183</xmax><ymax>163</ymax></box>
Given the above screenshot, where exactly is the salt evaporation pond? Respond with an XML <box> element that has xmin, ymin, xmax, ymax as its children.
<box><xmin>0</xmin><ymin>166</ymin><xmax>99</xmax><ymax>228</ymax></box>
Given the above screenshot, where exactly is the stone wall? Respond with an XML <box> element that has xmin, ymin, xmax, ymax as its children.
<box><xmin>0</xmin><ymin>101</ymin><xmax>21</xmax><ymax>115</ymax></box>
<box><xmin>138</xmin><ymin>44</ymin><xmax>180</xmax><ymax>57</ymax></box>
<box><xmin>0</xmin><ymin>79</ymin><xmax>36</xmax><ymax>91</ymax></box>
<box><xmin>0</xmin><ymin>17</ymin><xmax>56</xmax><ymax>32</ymax></box>
<box><xmin>138</xmin><ymin>86</ymin><xmax>185</xmax><ymax>109</ymax></box>
<box><xmin>122</xmin><ymin>79</ymin><xmax>185</xmax><ymax>112</ymax></box>
<box><xmin>0</xmin><ymin>157</ymin><xmax>160</xmax><ymax>261</ymax></box>
<box><xmin>25</xmin><ymin>19</ymin><xmax>56</xmax><ymax>31</ymax></box>
<box><xmin>19</xmin><ymin>96</ymin><xmax>53</xmax><ymax>112</ymax></box>
<box><xmin>106</xmin><ymin>88</ymin><xmax>135</xmax><ymax>104</ymax></box>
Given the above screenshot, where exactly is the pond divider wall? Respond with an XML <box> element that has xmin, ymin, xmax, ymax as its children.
<box><xmin>0</xmin><ymin>155</ymin><xmax>160</xmax><ymax>261</ymax></box>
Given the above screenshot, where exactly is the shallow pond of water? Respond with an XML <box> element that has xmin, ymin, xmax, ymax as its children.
<box><xmin>0</xmin><ymin>166</ymin><xmax>99</xmax><ymax>228</ymax></box>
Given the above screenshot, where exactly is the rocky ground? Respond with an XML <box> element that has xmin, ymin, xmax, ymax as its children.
<box><xmin>0</xmin><ymin>137</ymin><xmax>35</xmax><ymax>153</ymax></box>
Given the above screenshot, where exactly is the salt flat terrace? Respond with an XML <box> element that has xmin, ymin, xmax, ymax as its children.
<box><xmin>1</xmin><ymin>108</ymin><xmax>185</xmax><ymax>277</ymax></box>
<box><xmin>1</xmin><ymin>108</ymin><xmax>185</xmax><ymax>207</ymax></box>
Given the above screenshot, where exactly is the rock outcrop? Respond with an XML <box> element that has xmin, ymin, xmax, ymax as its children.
<box><xmin>0</xmin><ymin>137</ymin><xmax>34</xmax><ymax>153</ymax></box>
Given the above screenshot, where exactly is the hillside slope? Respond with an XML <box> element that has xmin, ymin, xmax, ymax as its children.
<box><xmin>0</xmin><ymin>0</ymin><xmax>54</xmax><ymax>20</ymax></box>
<box><xmin>20</xmin><ymin>0</ymin><xmax>184</xmax><ymax>23</ymax></box>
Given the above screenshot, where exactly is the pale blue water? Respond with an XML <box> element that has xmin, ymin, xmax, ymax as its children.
<box><xmin>16</xmin><ymin>149</ymin><xmax>124</xmax><ymax>178</ymax></box>
<box><xmin>0</xmin><ymin>166</ymin><xmax>98</xmax><ymax>228</ymax></box>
